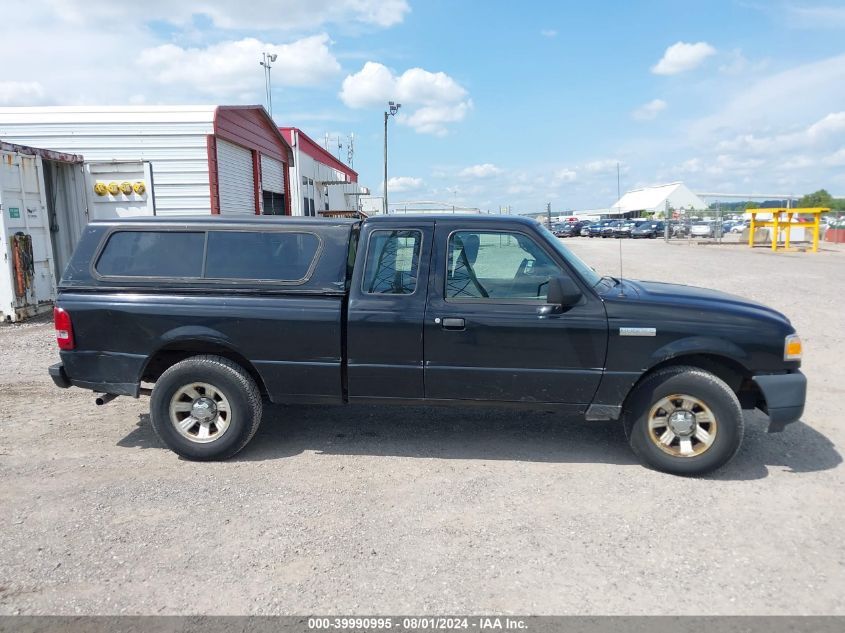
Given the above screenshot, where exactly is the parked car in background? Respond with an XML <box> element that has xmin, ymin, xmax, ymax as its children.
<box><xmin>552</xmin><ymin>223</ymin><xmax>569</xmax><ymax>237</ymax></box>
<box><xmin>690</xmin><ymin>221</ymin><xmax>715</xmax><ymax>238</ymax></box>
<box><xmin>556</xmin><ymin>220</ymin><xmax>590</xmax><ymax>238</ymax></box>
<box><xmin>612</xmin><ymin>221</ymin><xmax>639</xmax><ymax>238</ymax></box>
<box><xmin>731</xmin><ymin>220</ymin><xmax>750</xmax><ymax>233</ymax></box>
<box><xmin>667</xmin><ymin>221</ymin><xmax>689</xmax><ymax>238</ymax></box>
<box><xmin>580</xmin><ymin>223</ymin><xmax>593</xmax><ymax>237</ymax></box>
<box><xmin>631</xmin><ymin>221</ymin><xmax>665</xmax><ymax>239</ymax></box>
<box><xmin>721</xmin><ymin>220</ymin><xmax>740</xmax><ymax>234</ymax></box>
<box><xmin>588</xmin><ymin>220</ymin><xmax>614</xmax><ymax>238</ymax></box>
<box><xmin>601</xmin><ymin>220</ymin><xmax>623</xmax><ymax>238</ymax></box>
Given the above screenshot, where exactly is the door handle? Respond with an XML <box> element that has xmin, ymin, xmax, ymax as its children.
<box><xmin>440</xmin><ymin>317</ymin><xmax>465</xmax><ymax>330</ymax></box>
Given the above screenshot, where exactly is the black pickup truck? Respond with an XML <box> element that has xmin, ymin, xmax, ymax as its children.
<box><xmin>49</xmin><ymin>215</ymin><xmax>806</xmax><ymax>475</ymax></box>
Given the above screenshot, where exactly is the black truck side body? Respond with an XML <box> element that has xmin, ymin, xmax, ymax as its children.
<box><xmin>50</xmin><ymin>215</ymin><xmax>806</xmax><ymax>449</ymax></box>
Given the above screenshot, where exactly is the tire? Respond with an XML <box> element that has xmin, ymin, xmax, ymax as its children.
<box><xmin>623</xmin><ymin>366</ymin><xmax>743</xmax><ymax>476</ymax></box>
<box><xmin>149</xmin><ymin>355</ymin><xmax>262</xmax><ymax>460</ymax></box>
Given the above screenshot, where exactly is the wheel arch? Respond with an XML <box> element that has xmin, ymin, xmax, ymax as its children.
<box><xmin>628</xmin><ymin>351</ymin><xmax>762</xmax><ymax>411</ymax></box>
<box><xmin>140</xmin><ymin>335</ymin><xmax>269</xmax><ymax>397</ymax></box>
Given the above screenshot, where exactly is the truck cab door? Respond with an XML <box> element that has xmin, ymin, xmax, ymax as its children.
<box><xmin>423</xmin><ymin>221</ymin><xmax>608</xmax><ymax>406</ymax></box>
<box><xmin>83</xmin><ymin>160</ymin><xmax>155</xmax><ymax>219</ymax></box>
<box><xmin>347</xmin><ymin>219</ymin><xmax>434</xmax><ymax>400</ymax></box>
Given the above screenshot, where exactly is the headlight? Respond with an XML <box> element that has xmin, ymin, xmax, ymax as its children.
<box><xmin>784</xmin><ymin>334</ymin><xmax>803</xmax><ymax>361</ymax></box>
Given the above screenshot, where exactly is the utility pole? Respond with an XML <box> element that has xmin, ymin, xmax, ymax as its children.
<box><xmin>546</xmin><ymin>202</ymin><xmax>552</xmax><ymax>227</ymax></box>
<box><xmin>383</xmin><ymin>101</ymin><xmax>401</xmax><ymax>214</ymax></box>
<box><xmin>259</xmin><ymin>52</ymin><xmax>278</xmax><ymax>118</ymax></box>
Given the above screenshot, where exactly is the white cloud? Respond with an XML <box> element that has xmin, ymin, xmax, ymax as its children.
<box><xmin>584</xmin><ymin>159</ymin><xmax>624</xmax><ymax>173</ymax></box>
<box><xmin>807</xmin><ymin>111</ymin><xmax>845</xmax><ymax>138</ymax></box>
<box><xmin>691</xmin><ymin>53</ymin><xmax>845</xmax><ymax>141</ymax></box>
<box><xmin>541</xmin><ymin>29</ymin><xmax>558</xmax><ymax>38</ymax></box>
<box><xmin>402</xmin><ymin>102</ymin><xmax>473</xmax><ymax>136</ymax></box>
<box><xmin>718</xmin><ymin>48</ymin><xmax>769</xmax><ymax>75</ymax></box>
<box><xmin>786</xmin><ymin>4</ymin><xmax>845</xmax><ymax>28</ymax></box>
<box><xmin>652</xmin><ymin>41</ymin><xmax>716</xmax><ymax>75</ymax></box>
<box><xmin>384</xmin><ymin>176</ymin><xmax>424</xmax><ymax>192</ymax></box>
<box><xmin>459</xmin><ymin>163</ymin><xmax>503</xmax><ymax>178</ymax></box>
<box><xmin>44</xmin><ymin>0</ymin><xmax>410</xmax><ymax>30</ymax></box>
<box><xmin>340</xmin><ymin>62</ymin><xmax>472</xmax><ymax>135</ymax></box>
<box><xmin>139</xmin><ymin>35</ymin><xmax>340</xmax><ymax>98</ymax></box>
<box><xmin>0</xmin><ymin>81</ymin><xmax>47</xmax><ymax>105</ymax></box>
<box><xmin>0</xmin><ymin>1</ymin><xmax>407</xmax><ymax>108</ymax></box>
<box><xmin>552</xmin><ymin>168</ymin><xmax>577</xmax><ymax>184</ymax></box>
<box><xmin>632</xmin><ymin>98</ymin><xmax>667</xmax><ymax>121</ymax></box>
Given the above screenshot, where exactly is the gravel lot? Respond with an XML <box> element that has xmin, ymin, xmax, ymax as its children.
<box><xmin>1</xmin><ymin>238</ymin><xmax>843</xmax><ymax>615</ymax></box>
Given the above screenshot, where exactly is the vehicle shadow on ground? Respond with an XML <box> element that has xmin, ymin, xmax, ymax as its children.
<box><xmin>118</xmin><ymin>405</ymin><xmax>840</xmax><ymax>479</ymax></box>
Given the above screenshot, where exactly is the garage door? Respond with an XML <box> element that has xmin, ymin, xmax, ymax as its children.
<box><xmin>216</xmin><ymin>138</ymin><xmax>255</xmax><ymax>215</ymax></box>
<box><xmin>260</xmin><ymin>154</ymin><xmax>285</xmax><ymax>194</ymax></box>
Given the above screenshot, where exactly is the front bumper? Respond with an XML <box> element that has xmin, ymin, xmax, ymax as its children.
<box><xmin>753</xmin><ymin>371</ymin><xmax>807</xmax><ymax>432</ymax></box>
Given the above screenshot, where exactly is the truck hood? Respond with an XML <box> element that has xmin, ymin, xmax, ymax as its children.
<box><xmin>604</xmin><ymin>279</ymin><xmax>792</xmax><ymax>326</ymax></box>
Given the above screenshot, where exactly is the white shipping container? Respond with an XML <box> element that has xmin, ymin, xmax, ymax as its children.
<box><xmin>1</xmin><ymin>141</ymin><xmax>155</xmax><ymax>321</ymax></box>
<box><xmin>1</xmin><ymin>149</ymin><xmax>60</xmax><ymax>321</ymax></box>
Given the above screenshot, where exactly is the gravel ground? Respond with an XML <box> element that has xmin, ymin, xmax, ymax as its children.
<box><xmin>0</xmin><ymin>238</ymin><xmax>843</xmax><ymax>615</ymax></box>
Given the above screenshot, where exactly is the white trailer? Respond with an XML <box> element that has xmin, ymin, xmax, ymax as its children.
<box><xmin>0</xmin><ymin>141</ymin><xmax>152</xmax><ymax>322</ymax></box>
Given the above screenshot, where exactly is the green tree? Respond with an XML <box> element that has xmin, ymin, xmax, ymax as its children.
<box><xmin>798</xmin><ymin>189</ymin><xmax>834</xmax><ymax>208</ymax></box>
<box><xmin>745</xmin><ymin>201</ymin><xmax>760</xmax><ymax>210</ymax></box>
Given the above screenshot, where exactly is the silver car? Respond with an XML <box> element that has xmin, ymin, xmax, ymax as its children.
<box><xmin>690</xmin><ymin>221</ymin><xmax>714</xmax><ymax>238</ymax></box>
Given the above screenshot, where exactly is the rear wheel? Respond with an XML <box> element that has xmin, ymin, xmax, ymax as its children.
<box><xmin>624</xmin><ymin>366</ymin><xmax>743</xmax><ymax>475</ymax></box>
<box><xmin>150</xmin><ymin>355</ymin><xmax>262</xmax><ymax>460</ymax></box>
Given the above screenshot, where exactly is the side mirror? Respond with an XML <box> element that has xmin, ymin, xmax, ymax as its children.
<box><xmin>540</xmin><ymin>276</ymin><xmax>582</xmax><ymax>315</ymax></box>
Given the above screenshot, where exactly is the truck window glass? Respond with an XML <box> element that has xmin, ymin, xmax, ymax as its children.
<box><xmin>362</xmin><ymin>230</ymin><xmax>422</xmax><ymax>294</ymax></box>
<box><xmin>446</xmin><ymin>231</ymin><xmax>562</xmax><ymax>300</ymax></box>
<box><xmin>204</xmin><ymin>231</ymin><xmax>319</xmax><ymax>282</ymax></box>
<box><xmin>96</xmin><ymin>231</ymin><xmax>205</xmax><ymax>278</ymax></box>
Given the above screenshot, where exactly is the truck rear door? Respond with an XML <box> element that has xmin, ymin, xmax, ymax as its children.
<box><xmin>423</xmin><ymin>220</ymin><xmax>607</xmax><ymax>406</ymax></box>
<box><xmin>346</xmin><ymin>219</ymin><xmax>434</xmax><ymax>400</ymax></box>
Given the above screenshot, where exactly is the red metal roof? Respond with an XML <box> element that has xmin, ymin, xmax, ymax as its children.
<box><xmin>279</xmin><ymin>127</ymin><xmax>358</xmax><ymax>183</ymax></box>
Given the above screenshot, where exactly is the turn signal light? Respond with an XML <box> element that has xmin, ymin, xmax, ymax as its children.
<box><xmin>54</xmin><ymin>307</ymin><xmax>75</xmax><ymax>351</ymax></box>
<box><xmin>784</xmin><ymin>334</ymin><xmax>802</xmax><ymax>361</ymax></box>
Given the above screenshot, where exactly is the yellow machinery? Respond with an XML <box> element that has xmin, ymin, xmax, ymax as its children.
<box><xmin>747</xmin><ymin>207</ymin><xmax>829</xmax><ymax>252</ymax></box>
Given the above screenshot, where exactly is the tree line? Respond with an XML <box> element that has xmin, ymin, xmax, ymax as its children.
<box><xmin>708</xmin><ymin>189</ymin><xmax>845</xmax><ymax>212</ymax></box>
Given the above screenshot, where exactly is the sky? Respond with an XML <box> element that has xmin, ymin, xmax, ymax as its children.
<box><xmin>2</xmin><ymin>0</ymin><xmax>845</xmax><ymax>212</ymax></box>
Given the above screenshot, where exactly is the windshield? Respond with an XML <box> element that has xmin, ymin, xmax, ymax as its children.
<box><xmin>538</xmin><ymin>224</ymin><xmax>603</xmax><ymax>287</ymax></box>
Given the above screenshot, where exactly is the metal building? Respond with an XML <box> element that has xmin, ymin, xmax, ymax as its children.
<box><xmin>0</xmin><ymin>105</ymin><xmax>294</xmax><ymax>217</ymax></box>
<box><xmin>279</xmin><ymin>128</ymin><xmax>364</xmax><ymax>217</ymax></box>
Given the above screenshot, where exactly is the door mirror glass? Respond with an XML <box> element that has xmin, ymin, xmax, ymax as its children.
<box><xmin>546</xmin><ymin>276</ymin><xmax>582</xmax><ymax>307</ymax></box>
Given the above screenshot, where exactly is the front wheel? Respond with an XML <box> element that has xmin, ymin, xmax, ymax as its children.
<box><xmin>149</xmin><ymin>355</ymin><xmax>262</xmax><ymax>460</ymax></box>
<box><xmin>623</xmin><ymin>366</ymin><xmax>743</xmax><ymax>475</ymax></box>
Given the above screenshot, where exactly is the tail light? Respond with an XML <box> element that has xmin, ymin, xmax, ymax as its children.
<box><xmin>54</xmin><ymin>307</ymin><xmax>75</xmax><ymax>350</ymax></box>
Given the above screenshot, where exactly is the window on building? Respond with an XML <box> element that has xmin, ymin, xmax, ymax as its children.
<box><xmin>446</xmin><ymin>231</ymin><xmax>562</xmax><ymax>300</ymax></box>
<box><xmin>362</xmin><ymin>230</ymin><xmax>422</xmax><ymax>295</ymax></box>
<box><xmin>205</xmin><ymin>231</ymin><xmax>320</xmax><ymax>282</ymax></box>
<box><xmin>96</xmin><ymin>231</ymin><xmax>205</xmax><ymax>278</ymax></box>
<box><xmin>262</xmin><ymin>191</ymin><xmax>286</xmax><ymax>215</ymax></box>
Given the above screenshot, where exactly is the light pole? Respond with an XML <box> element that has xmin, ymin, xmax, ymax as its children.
<box><xmin>383</xmin><ymin>101</ymin><xmax>401</xmax><ymax>214</ymax></box>
<box><xmin>260</xmin><ymin>52</ymin><xmax>278</xmax><ymax>118</ymax></box>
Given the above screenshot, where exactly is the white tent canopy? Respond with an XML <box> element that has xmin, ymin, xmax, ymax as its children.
<box><xmin>610</xmin><ymin>182</ymin><xmax>706</xmax><ymax>216</ymax></box>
